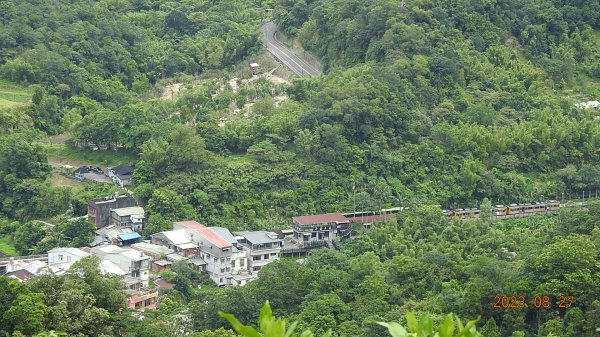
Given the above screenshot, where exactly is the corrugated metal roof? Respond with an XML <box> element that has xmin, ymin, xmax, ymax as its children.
<box><xmin>112</xmin><ymin>207</ymin><xmax>145</xmax><ymax>217</ymax></box>
<box><xmin>48</xmin><ymin>247</ymin><xmax>90</xmax><ymax>258</ymax></box>
<box><xmin>236</xmin><ymin>231</ymin><xmax>282</xmax><ymax>244</ymax></box>
<box><xmin>211</xmin><ymin>227</ymin><xmax>237</xmax><ymax>244</ymax></box>
<box><xmin>292</xmin><ymin>213</ymin><xmax>349</xmax><ymax>225</ymax></box>
<box><xmin>161</xmin><ymin>229</ymin><xmax>192</xmax><ymax>245</ymax></box>
<box><xmin>173</xmin><ymin>220</ymin><xmax>206</xmax><ymax>231</ymax></box>
<box><xmin>131</xmin><ymin>242</ymin><xmax>174</xmax><ymax>255</ymax></box>
<box><xmin>118</xmin><ymin>232</ymin><xmax>141</xmax><ymax>241</ymax></box>
<box><xmin>166</xmin><ymin>253</ymin><xmax>188</xmax><ymax>262</ymax></box>
<box><xmin>197</xmin><ymin>228</ymin><xmax>231</xmax><ymax>248</ymax></box>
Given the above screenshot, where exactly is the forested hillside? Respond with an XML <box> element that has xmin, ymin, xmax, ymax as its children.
<box><xmin>0</xmin><ymin>0</ymin><xmax>599</xmax><ymax>336</ymax></box>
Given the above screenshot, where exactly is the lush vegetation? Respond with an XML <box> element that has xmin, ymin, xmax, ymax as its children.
<box><xmin>0</xmin><ymin>80</ymin><xmax>31</xmax><ymax>108</ymax></box>
<box><xmin>1</xmin><ymin>0</ymin><xmax>600</xmax><ymax>336</ymax></box>
<box><xmin>0</xmin><ymin>205</ymin><xmax>598</xmax><ymax>336</ymax></box>
<box><xmin>218</xmin><ymin>301</ymin><xmax>483</xmax><ymax>337</ymax></box>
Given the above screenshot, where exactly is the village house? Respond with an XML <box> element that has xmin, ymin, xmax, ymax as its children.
<box><xmin>110</xmin><ymin>206</ymin><xmax>145</xmax><ymax>232</ymax></box>
<box><xmin>150</xmin><ymin>228</ymin><xmax>198</xmax><ymax>257</ymax></box>
<box><xmin>291</xmin><ymin>213</ymin><xmax>351</xmax><ymax>243</ymax></box>
<box><xmin>235</xmin><ymin>231</ymin><xmax>282</xmax><ymax>273</ymax></box>
<box><xmin>108</xmin><ymin>165</ymin><xmax>134</xmax><ymax>187</ymax></box>
<box><xmin>88</xmin><ymin>194</ymin><xmax>138</xmax><ymax>229</ymax></box>
<box><xmin>93</xmin><ymin>225</ymin><xmax>141</xmax><ymax>246</ymax></box>
<box><xmin>172</xmin><ymin>221</ymin><xmax>254</xmax><ymax>286</ymax></box>
<box><xmin>1</xmin><ymin>255</ymin><xmax>49</xmax><ymax>279</ymax></box>
<box><xmin>48</xmin><ymin>247</ymin><xmax>90</xmax><ymax>265</ymax></box>
<box><xmin>90</xmin><ymin>245</ymin><xmax>151</xmax><ymax>289</ymax></box>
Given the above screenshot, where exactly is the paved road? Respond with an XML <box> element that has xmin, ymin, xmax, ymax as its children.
<box><xmin>261</xmin><ymin>21</ymin><xmax>322</xmax><ymax>77</ymax></box>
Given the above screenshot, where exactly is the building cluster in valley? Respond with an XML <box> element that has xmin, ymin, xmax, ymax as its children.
<box><xmin>1</xmin><ymin>194</ymin><xmax>393</xmax><ymax>311</ymax></box>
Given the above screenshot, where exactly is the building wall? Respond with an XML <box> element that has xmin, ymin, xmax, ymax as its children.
<box><xmin>88</xmin><ymin>195</ymin><xmax>137</xmax><ymax>229</ymax></box>
<box><xmin>247</xmin><ymin>247</ymin><xmax>280</xmax><ymax>272</ymax></box>
<box><xmin>100</xmin><ymin>253</ymin><xmax>150</xmax><ymax>287</ymax></box>
<box><xmin>48</xmin><ymin>251</ymin><xmax>85</xmax><ymax>266</ymax></box>
<box><xmin>292</xmin><ymin>220</ymin><xmax>344</xmax><ymax>242</ymax></box>
<box><xmin>127</xmin><ymin>291</ymin><xmax>158</xmax><ymax>311</ymax></box>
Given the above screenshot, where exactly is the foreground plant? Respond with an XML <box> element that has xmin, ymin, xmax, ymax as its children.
<box><xmin>219</xmin><ymin>301</ymin><xmax>481</xmax><ymax>337</ymax></box>
<box><xmin>377</xmin><ymin>312</ymin><xmax>481</xmax><ymax>337</ymax></box>
<box><xmin>219</xmin><ymin>301</ymin><xmax>331</xmax><ymax>337</ymax></box>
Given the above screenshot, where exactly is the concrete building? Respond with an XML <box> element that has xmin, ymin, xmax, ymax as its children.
<box><xmin>88</xmin><ymin>194</ymin><xmax>138</xmax><ymax>229</ymax></box>
<box><xmin>48</xmin><ymin>247</ymin><xmax>90</xmax><ymax>266</ymax></box>
<box><xmin>93</xmin><ymin>225</ymin><xmax>141</xmax><ymax>246</ymax></box>
<box><xmin>291</xmin><ymin>213</ymin><xmax>351</xmax><ymax>242</ymax></box>
<box><xmin>108</xmin><ymin>165</ymin><xmax>134</xmax><ymax>187</ymax></box>
<box><xmin>1</xmin><ymin>255</ymin><xmax>48</xmax><ymax>276</ymax></box>
<box><xmin>173</xmin><ymin>221</ymin><xmax>254</xmax><ymax>287</ymax></box>
<box><xmin>110</xmin><ymin>207</ymin><xmax>145</xmax><ymax>232</ymax></box>
<box><xmin>90</xmin><ymin>245</ymin><xmax>151</xmax><ymax>289</ymax></box>
<box><xmin>235</xmin><ymin>231</ymin><xmax>282</xmax><ymax>273</ymax></box>
<box><xmin>150</xmin><ymin>229</ymin><xmax>198</xmax><ymax>257</ymax></box>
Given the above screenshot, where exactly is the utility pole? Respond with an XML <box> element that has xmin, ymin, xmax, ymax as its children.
<box><xmin>352</xmin><ymin>180</ymin><xmax>356</xmax><ymax>214</ymax></box>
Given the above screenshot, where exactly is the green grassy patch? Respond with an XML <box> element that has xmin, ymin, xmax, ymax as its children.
<box><xmin>0</xmin><ymin>236</ymin><xmax>18</xmax><ymax>257</ymax></box>
<box><xmin>225</xmin><ymin>153</ymin><xmax>257</xmax><ymax>165</ymax></box>
<box><xmin>0</xmin><ymin>80</ymin><xmax>32</xmax><ymax>108</ymax></box>
<box><xmin>44</xmin><ymin>144</ymin><xmax>137</xmax><ymax>167</ymax></box>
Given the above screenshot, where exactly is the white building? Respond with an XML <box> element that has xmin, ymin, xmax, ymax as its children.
<box><xmin>48</xmin><ymin>247</ymin><xmax>90</xmax><ymax>266</ymax></box>
<box><xmin>235</xmin><ymin>231</ymin><xmax>282</xmax><ymax>273</ymax></box>
<box><xmin>172</xmin><ymin>221</ymin><xmax>254</xmax><ymax>286</ymax></box>
<box><xmin>90</xmin><ymin>245</ymin><xmax>151</xmax><ymax>289</ymax></box>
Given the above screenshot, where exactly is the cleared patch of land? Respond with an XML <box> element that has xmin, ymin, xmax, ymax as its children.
<box><xmin>160</xmin><ymin>82</ymin><xmax>184</xmax><ymax>100</ymax></box>
<box><xmin>44</xmin><ymin>144</ymin><xmax>136</xmax><ymax>168</ymax></box>
<box><xmin>0</xmin><ymin>236</ymin><xmax>18</xmax><ymax>257</ymax></box>
<box><xmin>49</xmin><ymin>172</ymin><xmax>83</xmax><ymax>187</ymax></box>
<box><xmin>0</xmin><ymin>80</ymin><xmax>32</xmax><ymax>108</ymax></box>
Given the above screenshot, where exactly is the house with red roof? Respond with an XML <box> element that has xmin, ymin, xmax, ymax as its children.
<box><xmin>172</xmin><ymin>220</ymin><xmax>255</xmax><ymax>286</ymax></box>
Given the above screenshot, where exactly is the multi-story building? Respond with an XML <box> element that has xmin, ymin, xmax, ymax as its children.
<box><xmin>88</xmin><ymin>194</ymin><xmax>137</xmax><ymax>229</ymax></box>
<box><xmin>109</xmin><ymin>206</ymin><xmax>145</xmax><ymax>232</ymax></box>
<box><xmin>90</xmin><ymin>245</ymin><xmax>151</xmax><ymax>289</ymax></box>
<box><xmin>235</xmin><ymin>231</ymin><xmax>282</xmax><ymax>273</ymax></box>
<box><xmin>291</xmin><ymin>213</ymin><xmax>351</xmax><ymax>242</ymax></box>
<box><xmin>172</xmin><ymin>221</ymin><xmax>253</xmax><ymax>287</ymax></box>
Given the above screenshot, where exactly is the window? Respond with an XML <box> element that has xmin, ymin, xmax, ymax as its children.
<box><xmin>226</xmin><ymin>257</ymin><xmax>231</xmax><ymax>262</ymax></box>
<box><xmin>226</xmin><ymin>267</ymin><xmax>230</xmax><ymax>272</ymax></box>
<box><xmin>66</xmin><ymin>256</ymin><xmax>71</xmax><ymax>262</ymax></box>
<box><xmin>240</xmin><ymin>259</ymin><xmax>245</xmax><ymax>267</ymax></box>
<box><xmin>221</xmin><ymin>258</ymin><xmax>225</xmax><ymax>264</ymax></box>
<box><xmin>263</xmin><ymin>254</ymin><xmax>269</xmax><ymax>259</ymax></box>
<box><xmin>253</xmin><ymin>266</ymin><xmax>261</xmax><ymax>271</ymax></box>
<box><xmin>214</xmin><ymin>257</ymin><xmax>218</xmax><ymax>262</ymax></box>
<box><xmin>58</xmin><ymin>254</ymin><xmax>63</xmax><ymax>261</ymax></box>
<box><xmin>253</xmin><ymin>255</ymin><xmax>261</xmax><ymax>261</ymax></box>
<box><xmin>271</xmin><ymin>253</ymin><xmax>277</xmax><ymax>256</ymax></box>
<box><xmin>231</xmin><ymin>260</ymin><xmax>235</xmax><ymax>268</ymax></box>
<box><xmin>220</xmin><ymin>277</ymin><xmax>223</xmax><ymax>283</ymax></box>
<box><xmin>221</xmin><ymin>268</ymin><xmax>225</xmax><ymax>273</ymax></box>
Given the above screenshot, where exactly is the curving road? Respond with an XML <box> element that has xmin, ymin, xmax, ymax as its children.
<box><xmin>261</xmin><ymin>21</ymin><xmax>322</xmax><ymax>77</ymax></box>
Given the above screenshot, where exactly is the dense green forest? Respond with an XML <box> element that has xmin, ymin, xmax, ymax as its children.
<box><xmin>0</xmin><ymin>0</ymin><xmax>599</xmax><ymax>229</ymax></box>
<box><xmin>0</xmin><ymin>0</ymin><xmax>600</xmax><ymax>336</ymax></box>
